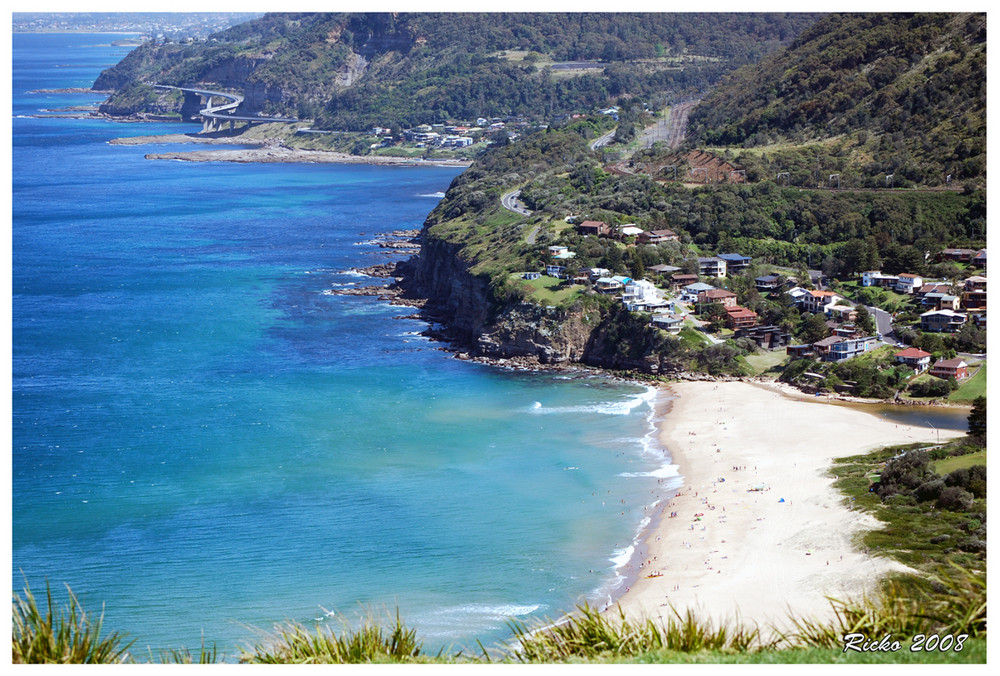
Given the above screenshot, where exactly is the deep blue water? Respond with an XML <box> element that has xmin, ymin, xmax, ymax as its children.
<box><xmin>12</xmin><ymin>32</ymin><xmax>679</xmax><ymax>658</ymax></box>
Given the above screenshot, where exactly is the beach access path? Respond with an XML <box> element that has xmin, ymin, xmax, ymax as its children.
<box><xmin>612</xmin><ymin>380</ymin><xmax>962</xmax><ymax>641</ymax></box>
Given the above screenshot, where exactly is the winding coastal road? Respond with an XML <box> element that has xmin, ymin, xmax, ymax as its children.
<box><xmin>589</xmin><ymin>129</ymin><xmax>616</xmax><ymax>150</ymax></box>
<box><xmin>501</xmin><ymin>189</ymin><xmax>532</xmax><ymax>216</ymax></box>
<box><xmin>153</xmin><ymin>84</ymin><xmax>298</xmax><ymax>126</ymax></box>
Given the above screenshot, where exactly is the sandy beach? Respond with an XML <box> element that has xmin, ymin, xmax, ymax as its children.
<box><xmin>612</xmin><ymin>380</ymin><xmax>963</xmax><ymax>641</ymax></box>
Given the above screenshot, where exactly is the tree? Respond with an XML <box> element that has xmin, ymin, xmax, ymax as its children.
<box><xmin>967</xmin><ymin>396</ymin><xmax>986</xmax><ymax>442</ymax></box>
<box><xmin>855</xmin><ymin>305</ymin><xmax>876</xmax><ymax>336</ymax></box>
<box><xmin>799</xmin><ymin>313</ymin><xmax>830</xmax><ymax>344</ymax></box>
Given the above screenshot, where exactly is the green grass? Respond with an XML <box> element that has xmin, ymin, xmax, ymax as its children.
<box><xmin>744</xmin><ymin>349</ymin><xmax>789</xmax><ymax>375</ymax></box>
<box><xmin>949</xmin><ymin>363</ymin><xmax>986</xmax><ymax>401</ymax></box>
<box><xmin>512</xmin><ymin>273</ymin><xmax>585</xmax><ymax>306</ymax></box>
<box><xmin>933</xmin><ymin>450</ymin><xmax>986</xmax><ymax>475</ymax></box>
<box><xmin>241</xmin><ymin>610</ymin><xmax>427</xmax><ymax>664</ymax></box>
<box><xmin>678</xmin><ymin>326</ymin><xmax>711</xmax><ymax>347</ymax></box>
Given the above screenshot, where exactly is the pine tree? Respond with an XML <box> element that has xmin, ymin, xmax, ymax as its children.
<box><xmin>967</xmin><ymin>396</ymin><xmax>986</xmax><ymax>442</ymax></box>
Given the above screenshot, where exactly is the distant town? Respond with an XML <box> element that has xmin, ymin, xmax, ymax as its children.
<box><xmin>12</xmin><ymin>12</ymin><xmax>263</xmax><ymax>40</ymax></box>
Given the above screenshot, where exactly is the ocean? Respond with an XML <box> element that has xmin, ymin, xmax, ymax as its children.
<box><xmin>11</xmin><ymin>32</ymin><xmax>680</xmax><ymax>658</ymax></box>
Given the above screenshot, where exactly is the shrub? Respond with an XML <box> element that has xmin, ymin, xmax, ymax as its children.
<box><xmin>936</xmin><ymin>486</ymin><xmax>975</xmax><ymax>512</ymax></box>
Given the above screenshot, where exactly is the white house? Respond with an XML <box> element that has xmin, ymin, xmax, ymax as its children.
<box><xmin>895</xmin><ymin>273</ymin><xmax>923</xmax><ymax>294</ymax></box>
<box><xmin>622</xmin><ymin>279</ymin><xmax>660</xmax><ymax>306</ymax></box>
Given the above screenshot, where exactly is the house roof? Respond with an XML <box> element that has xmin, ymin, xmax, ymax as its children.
<box><xmin>898</xmin><ymin>273</ymin><xmax>921</xmax><ymax>279</ymax></box>
<box><xmin>921</xmin><ymin>309</ymin><xmax>966</xmax><ymax>318</ymax></box>
<box><xmin>700</xmin><ymin>288</ymin><xmax>736</xmax><ymax>299</ymax></box>
<box><xmin>718</xmin><ymin>253</ymin><xmax>751</xmax><ymax>262</ymax></box>
<box><xmin>933</xmin><ymin>358</ymin><xmax>968</xmax><ymax>369</ymax></box>
<box><xmin>725</xmin><ymin>306</ymin><xmax>757</xmax><ymax>318</ymax></box>
<box><xmin>647</xmin><ymin>229</ymin><xmax>677</xmax><ymax>237</ymax></box>
<box><xmin>684</xmin><ymin>282</ymin><xmax>715</xmax><ymax>292</ymax></box>
<box><xmin>814</xmin><ymin>336</ymin><xmax>845</xmax><ymax>347</ymax></box>
<box><xmin>579</xmin><ymin>220</ymin><xmax>606</xmax><ymax>227</ymax></box>
<box><xmin>895</xmin><ymin>348</ymin><xmax>932</xmax><ymax>359</ymax></box>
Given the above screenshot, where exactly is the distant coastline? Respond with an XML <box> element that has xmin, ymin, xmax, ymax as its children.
<box><xmin>110</xmin><ymin>133</ymin><xmax>474</xmax><ymax>168</ymax></box>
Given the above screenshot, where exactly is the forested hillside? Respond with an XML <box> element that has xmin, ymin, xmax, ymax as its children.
<box><xmin>687</xmin><ymin>13</ymin><xmax>986</xmax><ymax>188</ymax></box>
<box><xmin>94</xmin><ymin>12</ymin><xmax>819</xmax><ymax>129</ymax></box>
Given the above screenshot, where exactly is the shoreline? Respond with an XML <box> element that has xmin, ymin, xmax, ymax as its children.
<box><xmin>606</xmin><ymin>380</ymin><xmax>963</xmax><ymax>642</ymax></box>
<box><xmin>109</xmin><ymin>132</ymin><xmax>475</xmax><ymax>167</ymax></box>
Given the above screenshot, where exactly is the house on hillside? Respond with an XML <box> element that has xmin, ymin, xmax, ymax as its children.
<box><xmin>638</xmin><ymin>229</ymin><xmax>679</xmax><ymax>244</ymax></box>
<box><xmin>595</xmin><ymin>277</ymin><xmax>624</xmax><ymax>293</ymax></box>
<box><xmin>964</xmin><ymin>275</ymin><xmax>988</xmax><ymax>291</ymax></box>
<box><xmin>735</xmin><ymin>325</ymin><xmax>791</xmax><ymax>350</ymax></box>
<box><xmin>623</xmin><ymin>279</ymin><xmax>660</xmax><ymax>305</ymax></box>
<box><xmin>812</xmin><ymin>336</ymin><xmax>845</xmax><ymax>358</ymax></box>
<box><xmin>972</xmin><ymin>248</ymin><xmax>987</xmax><ymax>269</ymax></box>
<box><xmin>696</xmin><ymin>288</ymin><xmax>738</xmax><ymax>311</ymax></box>
<box><xmin>920</xmin><ymin>309</ymin><xmax>967</xmax><ymax>333</ymax></box>
<box><xmin>937</xmin><ymin>248</ymin><xmax>977</xmax><ymax>262</ymax></box>
<box><xmin>724</xmin><ymin>305</ymin><xmax>758</xmax><ymax>330</ymax></box>
<box><xmin>755</xmin><ymin>274</ymin><xmax>782</xmax><ymax>292</ymax></box>
<box><xmin>718</xmin><ymin>253</ymin><xmax>752</xmax><ymax>273</ymax></box>
<box><xmin>650</xmin><ymin>313</ymin><xmax>684</xmax><ymax>334</ymax></box>
<box><xmin>929</xmin><ymin>358</ymin><xmax>969</xmax><ymax>380</ymax></box>
<box><xmin>827</xmin><ymin>304</ymin><xmax>858</xmax><ymax>323</ymax></box>
<box><xmin>617</xmin><ymin>224</ymin><xmax>644</xmax><ymax>239</ymax></box>
<box><xmin>800</xmin><ymin>290</ymin><xmax>843</xmax><ymax>315</ymax></box>
<box><xmin>894</xmin><ymin>347</ymin><xmax>932</xmax><ymax>373</ymax></box>
<box><xmin>577</xmin><ymin>220</ymin><xmax>611</xmax><ymax>237</ymax></box>
<box><xmin>681</xmin><ymin>281</ymin><xmax>715</xmax><ymax>301</ymax></box>
<box><xmin>670</xmin><ymin>273</ymin><xmax>699</xmax><ymax>289</ymax></box>
<box><xmin>585</xmin><ymin>267</ymin><xmax>612</xmax><ymax>280</ymax></box>
<box><xmin>649</xmin><ymin>264</ymin><xmax>681</xmax><ymax>277</ymax></box>
<box><xmin>895</xmin><ymin>273</ymin><xmax>923</xmax><ymax>294</ymax></box>
<box><xmin>697</xmin><ymin>257</ymin><xmax>727</xmax><ymax>278</ymax></box>
<box><xmin>827</xmin><ymin>335</ymin><xmax>877</xmax><ymax>362</ymax></box>
<box><xmin>862</xmin><ymin>270</ymin><xmax>899</xmax><ymax>288</ymax></box>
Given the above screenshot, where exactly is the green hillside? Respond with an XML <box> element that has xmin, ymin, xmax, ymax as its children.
<box><xmin>93</xmin><ymin>12</ymin><xmax>819</xmax><ymax>128</ymax></box>
<box><xmin>686</xmin><ymin>13</ymin><xmax>986</xmax><ymax>188</ymax></box>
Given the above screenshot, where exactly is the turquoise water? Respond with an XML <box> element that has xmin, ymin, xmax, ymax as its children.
<box><xmin>12</xmin><ymin>32</ymin><xmax>679</xmax><ymax>658</ymax></box>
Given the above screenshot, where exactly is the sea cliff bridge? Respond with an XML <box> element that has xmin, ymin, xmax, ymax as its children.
<box><xmin>153</xmin><ymin>84</ymin><xmax>297</xmax><ymax>132</ymax></box>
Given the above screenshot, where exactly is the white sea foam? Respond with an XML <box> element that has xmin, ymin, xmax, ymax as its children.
<box><xmin>529</xmin><ymin>386</ymin><xmax>657</xmax><ymax>416</ymax></box>
<box><xmin>609</xmin><ymin>545</ymin><xmax>634</xmax><ymax>571</ymax></box>
<box><xmin>617</xmin><ymin>465</ymin><xmax>680</xmax><ymax>479</ymax></box>
<box><xmin>340</xmin><ymin>269</ymin><xmax>373</xmax><ymax>278</ymax></box>
<box><xmin>418</xmin><ymin>191</ymin><xmax>447</xmax><ymax>198</ymax></box>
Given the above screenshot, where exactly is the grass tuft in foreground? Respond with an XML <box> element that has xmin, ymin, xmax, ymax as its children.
<box><xmin>504</xmin><ymin>603</ymin><xmax>768</xmax><ymax>662</ymax></box>
<box><xmin>240</xmin><ymin>609</ymin><xmax>425</xmax><ymax>664</ymax></box>
<box><xmin>12</xmin><ymin>581</ymin><xmax>135</xmax><ymax>664</ymax></box>
<box><xmin>782</xmin><ymin>562</ymin><xmax>986</xmax><ymax>649</ymax></box>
